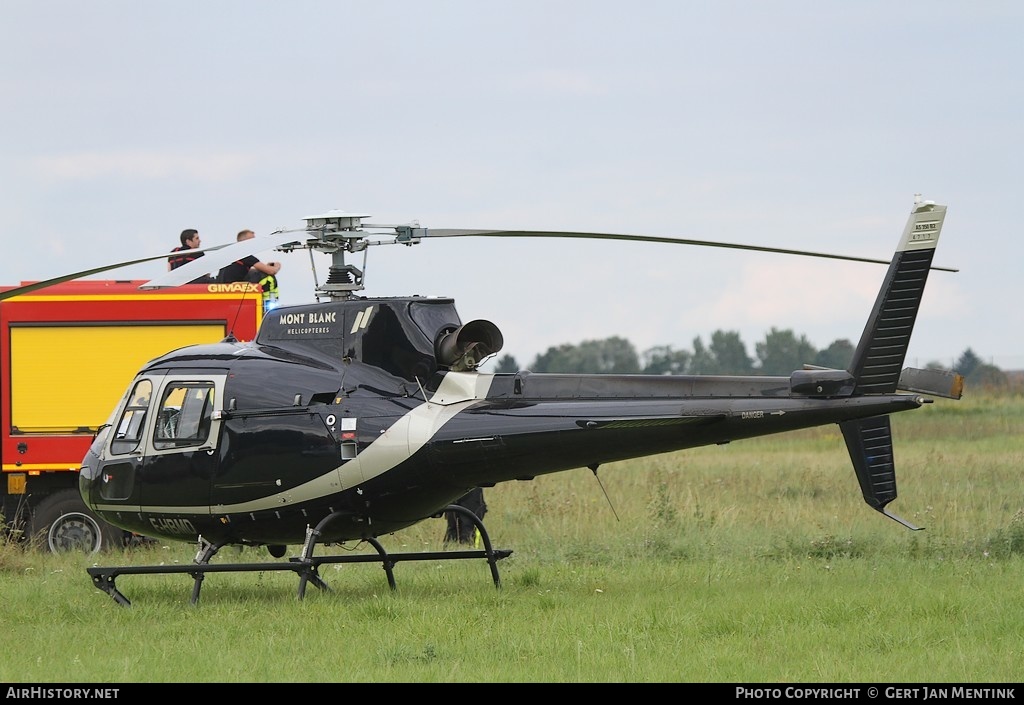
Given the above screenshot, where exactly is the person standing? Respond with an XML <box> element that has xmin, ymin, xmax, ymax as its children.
<box><xmin>443</xmin><ymin>487</ymin><xmax>487</xmax><ymax>546</ymax></box>
<box><xmin>168</xmin><ymin>229</ymin><xmax>216</xmax><ymax>283</ymax></box>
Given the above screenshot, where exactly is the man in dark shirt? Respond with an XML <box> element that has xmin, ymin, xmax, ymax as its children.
<box><xmin>217</xmin><ymin>229</ymin><xmax>281</xmax><ymax>284</ymax></box>
<box><xmin>168</xmin><ymin>229</ymin><xmax>216</xmax><ymax>284</ymax></box>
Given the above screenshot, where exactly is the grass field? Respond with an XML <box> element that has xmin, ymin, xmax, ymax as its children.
<box><xmin>1</xmin><ymin>392</ymin><xmax>1021</xmax><ymax>683</ymax></box>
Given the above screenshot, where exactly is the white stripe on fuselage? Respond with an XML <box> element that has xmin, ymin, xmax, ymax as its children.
<box><xmin>187</xmin><ymin>371</ymin><xmax>494</xmax><ymax>516</ymax></box>
<box><xmin>337</xmin><ymin>371</ymin><xmax>496</xmax><ymax>487</ymax></box>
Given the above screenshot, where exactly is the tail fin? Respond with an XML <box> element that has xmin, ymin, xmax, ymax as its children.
<box><xmin>848</xmin><ymin>198</ymin><xmax>947</xmax><ymax>395</ymax></box>
<box><xmin>840</xmin><ymin>416</ymin><xmax>922</xmax><ymax>530</ymax></box>
<box><xmin>843</xmin><ymin>197</ymin><xmax>951</xmax><ymax>530</ymax></box>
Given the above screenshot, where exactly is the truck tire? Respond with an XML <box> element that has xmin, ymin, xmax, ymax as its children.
<box><xmin>30</xmin><ymin>489</ymin><xmax>125</xmax><ymax>554</ymax></box>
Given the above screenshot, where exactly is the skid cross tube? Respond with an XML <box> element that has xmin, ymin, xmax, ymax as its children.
<box><xmin>86</xmin><ymin>505</ymin><xmax>511</xmax><ymax>606</ymax></box>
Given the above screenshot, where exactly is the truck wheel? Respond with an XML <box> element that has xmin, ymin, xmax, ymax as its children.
<box><xmin>30</xmin><ymin>489</ymin><xmax>124</xmax><ymax>554</ymax></box>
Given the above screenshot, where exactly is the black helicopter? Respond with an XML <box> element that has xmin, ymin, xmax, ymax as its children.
<box><xmin>0</xmin><ymin>196</ymin><xmax>963</xmax><ymax>605</ymax></box>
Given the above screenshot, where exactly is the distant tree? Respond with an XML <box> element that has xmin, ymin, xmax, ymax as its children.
<box><xmin>641</xmin><ymin>345</ymin><xmax>692</xmax><ymax>375</ymax></box>
<box><xmin>577</xmin><ymin>337</ymin><xmax>640</xmax><ymax>373</ymax></box>
<box><xmin>530</xmin><ymin>337</ymin><xmax>639</xmax><ymax>373</ymax></box>
<box><xmin>709</xmin><ymin>330</ymin><xmax>753</xmax><ymax>374</ymax></box>
<box><xmin>814</xmin><ymin>339</ymin><xmax>855</xmax><ymax>370</ymax></box>
<box><xmin>955</xmin><ymin>348</ymin><xmax>983</xmax><ymax>377</ymax></box>
<box><xmin>689</xmin><ymin>336</ymin><xmax>718</xmax><ymax>374</ymax></box>
<box><xmin>755</xmin><ymin>327</ymin><xmax>818</xmax><ymax>375</ymax></box>
<box><xmin>967</xmin><ymin>363</ymin><xmax>1009</xmax><ymax>390</ymax></box>
<box><xmin>659</xmin><ymin>332</ymin><xmax>752</xmax><ymax>374</ymax></box>
<box><xmin>531</xmin><ymin>343</ymin><xmax>575</xmax><ymax>372</ymax></box>
<box><xmin>494</xmin><ymin>354</ymin><xmax>519</xmax><ymax>373</ymax></box>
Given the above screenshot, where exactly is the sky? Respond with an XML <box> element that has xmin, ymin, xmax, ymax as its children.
<box><xmin>2</xmin><ymin>1</ymin><xmax>1022</xmax><ymax>372</ymax></box>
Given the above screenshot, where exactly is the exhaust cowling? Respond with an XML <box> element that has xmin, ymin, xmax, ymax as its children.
<box><xmin>436</xmin><ymin>320</ymin><xmax>504</xmax><ymax>371</ymax></box>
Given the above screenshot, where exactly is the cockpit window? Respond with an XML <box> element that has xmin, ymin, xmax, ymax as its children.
<box><xmin>111</xmin><ymin>379</ymin><xmax>152</xmax><ymax>455</ymax></box>
<box><xmin>154</xmin><ymin>382</ymin><xmax>215</xmax><ymax>450</ymax></box>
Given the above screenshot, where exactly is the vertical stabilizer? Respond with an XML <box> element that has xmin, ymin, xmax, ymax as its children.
<box><xmin>848</xmin><ymin>199</ymin><xmax>947</xmax><ymax>395</ymax></box>
<box><xmin>840</xmin><ymin>416</ymin><xmax>922</xmax><ymax>530</ymax></box>
<box><xmin>841</xmin><ymin>197</ymin><xmax>949</xmax><ymax>530</ymax></box>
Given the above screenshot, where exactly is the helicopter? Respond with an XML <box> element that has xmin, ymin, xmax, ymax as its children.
<box><xmin>0</xmin><ymin>195</ymin><xmax>963</xmax><ymax>605</ymax></box>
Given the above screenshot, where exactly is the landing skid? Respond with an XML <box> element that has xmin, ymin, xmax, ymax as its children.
<box><xmin>86</xmin><ymin>505</ymin><xmax>512</xmax><ymax>606</ymax></box>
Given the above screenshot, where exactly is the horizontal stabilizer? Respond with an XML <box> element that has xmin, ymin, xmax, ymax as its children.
<box><xmin>897</xmin><ymin>367</ymin><xmax>964</xmax><ymax>400</ymax></box>
<box><xmin>840</xmin><ymin>416</ymin><xmax>922</xmax><ymax>531</ymax></box>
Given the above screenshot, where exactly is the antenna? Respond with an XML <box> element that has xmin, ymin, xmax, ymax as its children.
<box><xmin>588</xmin><ymin>463</ymin><xmax>620</xmax><ymax>521</ymax></box>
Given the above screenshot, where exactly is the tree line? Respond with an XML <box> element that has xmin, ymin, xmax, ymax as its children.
<box><xmin>491</xmin><ymin>328</ymin><xmax>1014</xmax><ymax>390</ymax></box>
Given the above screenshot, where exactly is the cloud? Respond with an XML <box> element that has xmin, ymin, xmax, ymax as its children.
<box><xmin>708</xmin><ymin>260</ymin><xmax>879</xmax><ymax>324</ymax></box>
<box><xmin>30</xmin><ymin>151</ymin><xmax>260</xmax><ymax>183</ymax></box>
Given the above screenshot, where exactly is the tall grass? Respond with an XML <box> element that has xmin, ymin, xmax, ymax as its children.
<box><xmin>1</xmin><ymin>392</ymin><xmax>1021</xmax><ymax>683</ymax></box>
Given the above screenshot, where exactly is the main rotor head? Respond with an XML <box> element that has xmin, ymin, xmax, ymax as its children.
<box><xmin>297</xmin><ymin>210</ymin><xmax>426</xmax><ymax>300</ymax></box>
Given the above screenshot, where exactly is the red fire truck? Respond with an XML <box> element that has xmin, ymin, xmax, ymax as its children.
<box><xmin>1</xmin><ymin>279</ymin><xmax>263</xmax><ymax>552</ymax></box>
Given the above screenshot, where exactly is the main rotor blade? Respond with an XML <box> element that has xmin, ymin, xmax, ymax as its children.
<box><xmin>140</xmin><ymin>231</ymin><xmax>306</xmax><ymax>289</ymax></box>
<box><xmin>0</xmin><ymin>245</ymin><xmax>224</xmax><ymax>302</ymax></box>
<box><xmin>0</xmin><ymin>230</ymin><xmax>309</xmax><ymax>301</ymax></box>
<box><xmin>1</xmin><ymin>221</ymin><xmax>957</xmax><ymax>305</ymax></box>
<box><xmin>423</xmin><ymin>229</ymin><xmax>959</xmax><ymax>273</ymax></box>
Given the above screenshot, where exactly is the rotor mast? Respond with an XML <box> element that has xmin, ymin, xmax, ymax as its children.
<box><xmin>300</xmin><ymin>210</ymin><xmax>427</xmax><ymax>301</ymax></box>
<box><xmin>302</xmin><ymin>210</ymin><xmax>373</xmax><ymax>300</ymax></box>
